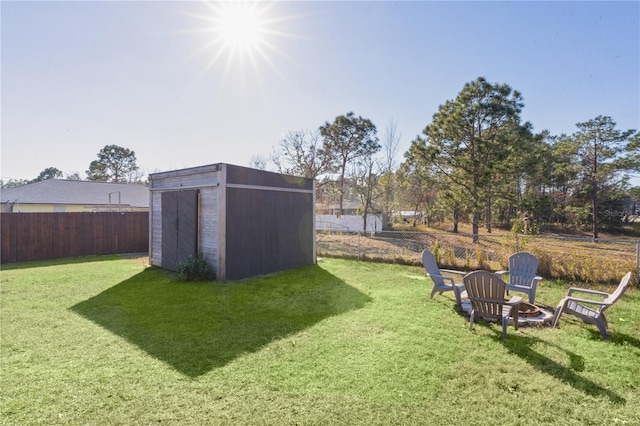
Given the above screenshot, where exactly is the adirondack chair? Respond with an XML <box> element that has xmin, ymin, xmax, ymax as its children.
<box><xmin>421</xmin><ymin>250</ymin><xmax>466</xmax><ymax>307</ymax></box>
<box><xmin>463</xmin><ymin>270</ymin><xmax>522</xmax><ymax>338</ymax></box>
<box><xmin>552</xmin><ymin>272</ymin><xmax>632</xmax><ymax>338</ymax></box>
<box><xmin>495</xmin><ymin>252</ymin><xmax>542</xmax><ymax>304</ymax></box>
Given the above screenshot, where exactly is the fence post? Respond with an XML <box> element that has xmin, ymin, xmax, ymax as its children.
<box><xmin>358</xmin><ymin>231</ymin><xmax>361</xmax><ymax>261</ymax></box>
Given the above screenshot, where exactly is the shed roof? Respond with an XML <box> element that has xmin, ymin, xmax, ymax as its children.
<box><xmin>0</xmin><ymin>179</ymin><xmax>149</xmax><ymax>207</ymax></box>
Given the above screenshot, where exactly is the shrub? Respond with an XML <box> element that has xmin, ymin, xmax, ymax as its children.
<box><xmin>530</xmin><ymin>247</ymin><xmax>553</xmax><ymax>278</ymax></box>
<box><xmin>444</xmin><ymin>246</ymin><xmax>457</xmax><ymax>269</ymax></box>
<box><xmin>432</xmin><ymin>240</ymin><xmax>442</xmax><ymax>264</ymax></box>
<box><xmin>177</xmin><ymin>254</ymin><xmax>214</xmax><ymax>281</ymax></box>
<box><xmin>510</xmin><ymin>217</ymin><xmax>540</xmax><ymax>236</ymax></box>
<box><xmin>475</xmin><ymin>249</ymin><xmax>489</xmax><ymax>270</ymax></box>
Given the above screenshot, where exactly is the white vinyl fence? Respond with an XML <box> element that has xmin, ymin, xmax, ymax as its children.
<box><xmin>316</xmin><ymin>214</ymin><xmax>383</xmax><ymax>232</ymax></box>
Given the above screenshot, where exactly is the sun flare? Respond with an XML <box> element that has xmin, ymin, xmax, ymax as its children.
<box><xmin>217</xmin><ymin>2</ymin><xmax>265</xmax><ymax>52</ymax></box>
<box><xmin>183</xmin><ymin>0</ymin><xmax>293</xmax><ymax>80</ymax></box>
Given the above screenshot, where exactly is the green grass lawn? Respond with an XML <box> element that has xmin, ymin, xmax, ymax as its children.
<box><xmin>2</xmin><ymin>255</ymin><xmax>639</xmax><ymax>425</ymax></box>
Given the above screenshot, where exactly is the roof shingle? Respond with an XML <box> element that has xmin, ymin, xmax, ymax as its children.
<box><xmin>0</xmin><ymin>179</ymin><xmax>149</xmax><ymax>208</ymax></box>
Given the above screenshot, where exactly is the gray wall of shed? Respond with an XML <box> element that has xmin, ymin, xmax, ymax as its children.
<box><xmin>223</xmin><ymin>164</ymin><xmax>315</xmax><ymax>280</ymax></box>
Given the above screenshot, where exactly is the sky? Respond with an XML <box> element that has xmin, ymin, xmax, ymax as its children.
<box><xmin>2</xmin><ymin>1</ymin><xmax>639</xmax><ymax>181</ymax></box>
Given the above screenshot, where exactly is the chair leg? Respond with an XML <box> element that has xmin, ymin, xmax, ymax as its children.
<box><xmin>501</xmin><ymin>318</ymin><xmax>508</xmax><ymax>338</ymax></box>
<box><xmin>594</xmin><ymin>316</ymin><xmax>609</xmax><ymax>338</ymax></box>
<box><xmin>453</xmin><ymin>286</ymin><xmax>462</xmax><ymax>307</ymax></box>
<box><xmin>601</xmin><ymin>312</ymin><xmax>608</xmax><ymax>330</ymax></box>
<box><xmin>469</xmin><ymin>311</ymin><xmax>475</xmax><ymax>330</ymax></box>
<box><xmin>430</xmin><ymin>286</ymin><xmax>438</xmax><ymax>299</ymax></box>
<box><xmin>552</xmin><ymin>300</ymin><xmax>566</xmax><ymax>328</ymax></box>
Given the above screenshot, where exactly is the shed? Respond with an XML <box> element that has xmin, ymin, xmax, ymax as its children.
<box><xmin>148</xmin><ymin>163</ymin><xmax>316</xmax><ymax>281</ymax></box>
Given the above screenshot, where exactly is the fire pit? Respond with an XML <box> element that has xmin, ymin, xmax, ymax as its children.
<box><xmin>515</xmin><ymin>301</ymin><xmax>540</xmax><ymax>318</ymax></box>
<box><xmin>460</xmin><ymin>299</ymin><xmax>553</xmax><ymax>326</ymax></box>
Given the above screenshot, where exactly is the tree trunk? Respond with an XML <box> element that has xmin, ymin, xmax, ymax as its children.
<box><xmin>472</xmin><ymin>213</ymin><xmax>480</xmax><ymax>244</ymax></box>
<box><xmin>592</xmin><ymin>144</ymin><xmax>599</xmax><ymax>242</ymax></box>
<box><xmin>362</xmin><ymin>204</ymin><xmax>368</xmax><ymax>233</ymax></box>
<box><xmin>338</xmin><ymin>159</ymin><xmax>348</xmax><ymax>216</ymax></box>
<box><xmin>485</xmin><ymin>195</ymin><xmax>492</xmax><ymax>233</ymax></box>
<box><xmin>453</xmin><ymin>210</ymin><xmax>459</xmax><ymax>233</ymax></box>
<box><xmin>592</xmin><ymin>194</ymin><xmax>599</xmax><ymax>243</ymax></box>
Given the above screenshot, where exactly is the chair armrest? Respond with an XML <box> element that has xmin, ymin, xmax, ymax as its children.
<box><xmin>565</xmin><ymin>296</ymin><xmax>610</xmax><ymax>306</ymax></box>
<box><xmin>429</xmin><ymin>274</ymin><xmax>456</xmax><ymax>285</ymax></box>
<box><xmin>506</xmin><ymin>296</ymin><xmax>522</xmax><ymax>306</ymax></box>
<box><xmin>440</xmin><ymin>269</ymin><xmax>466</xmax><ymax>277</ymax></box>
<box><xmin>455</xmin><ymin>284</ymin><xmax>468</xmax><ymax>297</ymax></box>
<box><xmin>566</xmin><ymin>287</ymin><xmax>609</xmax><ymax>297</ymax></box>
<box><xmin>495</xmin><ymin>270</ymin><xmax>508</xmax><ymax>276</ymax></box>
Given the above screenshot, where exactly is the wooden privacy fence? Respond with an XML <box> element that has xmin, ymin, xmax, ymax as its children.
<box><xmin>1</xmin><ymin>212</ymin><xmax>149</xmax><ymax>264</ymax></box>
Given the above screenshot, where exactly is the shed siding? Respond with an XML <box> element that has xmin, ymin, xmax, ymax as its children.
<box><xmin>225</xmin><ymin>187</ymin><xmax>314</xmax><ymax>281</ymax></box>
<box><xmin>150</xmin><ymin>191</ymin><xmax>162</xmax><ymax>266</ymax></box>
<box><xmin>149</xmin><ymin>165</ymin><xmax>221</xmax><ymax>270</ymax></box>
<box><xmin>226</xmin><ymin>164</ymin><xmax>314</xmax><ymax>191</ymax></box>
<box><xmin>198</xmin><ymin>186</ymin><xmax>219</xmax><ymax>272</ymax></box>
<box><xmin>150</xmin><ymin>165</ymin><xmax>221</xmax><ymax>190</ymax></box>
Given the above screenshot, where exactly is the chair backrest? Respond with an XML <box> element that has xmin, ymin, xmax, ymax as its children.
<box><xmin>603</xmin><ymin>272</ymin><xmax>632</xmax><ymax>307</ymax></box>
<box><xmin>508</xmin><ymin>252</ymin><xmax>539</xmax><ymax>288</ymax></box>
<box><xmin>421</xmin><ymin>250</ymin><xmax>445</xmax><ymax>287</ymax></box>
<box><xmin>463</xmin><ymin>270</ymin><xmax>507</xmax><ymax>319</ymax></box>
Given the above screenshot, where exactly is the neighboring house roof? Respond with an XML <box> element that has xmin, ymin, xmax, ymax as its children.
<box><xmin>0</xmin><ymin>179</ymin><xmax>149</xmax><ymax>208</ymax></box>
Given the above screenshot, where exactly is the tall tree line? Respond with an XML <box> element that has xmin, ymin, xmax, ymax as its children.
<box><xmin>403</xmin><ymin>78</ymin><xmax>638</xmax><ymax>241</ymax></box>
<box><xmin>270</xmin><ymin>77</ymin><xmax>639</xmax><ymax>239</ymax></box>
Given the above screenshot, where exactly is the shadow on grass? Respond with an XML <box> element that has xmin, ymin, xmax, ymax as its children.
<box><xmin>71</xmin><ymin>264</ymin><xmax>370</xmax><ymax>377</ymax></box>
<box><xmin>1</xmin><ymin>252</ymin><xmax>148</xmax><ymax>270</ymax></box>
<box><xmin>500</xmin><ymin>334</ymin><xmax>625</xmax><ymax>404</ymax></box>
<box><xmin>594</xmin><ymin>329</ymin><xmax>640</xmax><ymax>348</ymax></box>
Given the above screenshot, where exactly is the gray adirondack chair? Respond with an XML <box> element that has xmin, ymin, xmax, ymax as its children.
<box><xmin>495</xmin><ymin>252</ymin><xmax>542</xmax><ymax>304</ymax></box>
<box><xmin>552</xmin><ymin>272</ymin><xmax>632</xmax><ymax>338</ymax></box>
<box><xmin>421</xmin><ymin>250</ymin><xmax>466</xmax><ymax>306</ymax></box>
<box><xmin>463</xmin><ymin>270</ymin><xmax>522</xmax><ymax>338</ymax></box>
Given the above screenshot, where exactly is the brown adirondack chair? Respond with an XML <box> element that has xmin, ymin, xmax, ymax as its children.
<box><xmin>552</xmin><ymin>272</ymin><xmax>632</xmax><ymax>338</ymax></box>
